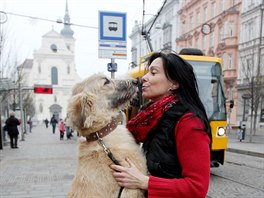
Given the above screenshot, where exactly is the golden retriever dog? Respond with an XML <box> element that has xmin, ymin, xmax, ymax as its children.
<box><xmin>67</xmin><ymin>73</ymin><xmax>147</xmax><ymax>198</ymax></box>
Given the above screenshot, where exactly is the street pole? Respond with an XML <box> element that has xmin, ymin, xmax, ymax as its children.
<box><xmin>111</xmin><ymin>58</ymin><xmax>115</xmax><ymax>79</ymax></box>
<box><xmin>19</xmin><ymin>82</ymin><xmax>25</xmax><ymax>141</ymax></box>
<box><xmin>249</xmin><ymin>77</ymin><xmax>254</xmax><ymax>142</ymax></box>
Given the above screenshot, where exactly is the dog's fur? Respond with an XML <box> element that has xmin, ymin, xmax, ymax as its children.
<box><xmin>67</xmin><ymin>73</ymin><xmax>147</xmax><ymax>198</ymax></box>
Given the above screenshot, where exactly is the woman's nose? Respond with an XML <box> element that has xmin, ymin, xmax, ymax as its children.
<box><xmin>142</xmin><ymin>74</ymin><xmax>147</xmax><ymax>82</ymax></box>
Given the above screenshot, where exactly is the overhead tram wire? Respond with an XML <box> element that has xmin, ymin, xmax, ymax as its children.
<box><xmin>0</xmin><ymin>10</ymin><xmax>98</xmax><ymax>29</ymax></box>
<box><xmin>141</xmin><ymin>0</ymin><xmax>167</xmax><ymax>52</ymax></box>
<box><xmin>147</xmin><ymin>0</ymin><xmax>167</xmax><ymax>35</ymax></box>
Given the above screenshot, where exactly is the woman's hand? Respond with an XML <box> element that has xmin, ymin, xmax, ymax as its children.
<box><xmin>110</xmin><ymin>157</ymin><xmax>149</xmax><ymax>190</ymax></box>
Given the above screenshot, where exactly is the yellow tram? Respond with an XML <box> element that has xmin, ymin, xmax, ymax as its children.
<box><xmin>127</xmin><ymin>49</ymin><xmax>228</xmax><ymax>167</ymax></box>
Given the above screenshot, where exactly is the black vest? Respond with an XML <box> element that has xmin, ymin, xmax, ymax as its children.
<box><xmin>143</xmin><ymin>102</ymin><xmax>188</xmax><ymax>179</ymax></box>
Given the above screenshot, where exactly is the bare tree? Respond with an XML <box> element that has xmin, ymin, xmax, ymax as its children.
<box><xmin>240</xmin><ymin>52</ymin><xmax>264</xmax><ymax>141</ymax></box>
<box><xmin>0</xmin><ymin>18</ymin><xmax>35</xmax><ymax>139</ymax></box>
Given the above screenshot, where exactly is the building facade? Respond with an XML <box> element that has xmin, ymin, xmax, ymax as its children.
<box><xmin>20</xmin><ymin>1</ymin><xmax>80</xmax><ymax>122</ymax></box>
<box><xmin>237</xmin><ymin>0</ymin><xmax>264</xmax><ymax>130</ymax></box>
<box><xmin>129</xmin><ymin>0</ymin><xmax>180</xmax><ymax>66</ymax></box>
<box><xmin>176</xmin><ymin>0</ymin><xmax>242</xmax><ymax>127</ymax></box>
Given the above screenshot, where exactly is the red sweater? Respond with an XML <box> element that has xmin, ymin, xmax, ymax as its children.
<box><xmin>148</xmin><ymin>113</ymin><xmax>211</xmax><ymax>198</ymax></box>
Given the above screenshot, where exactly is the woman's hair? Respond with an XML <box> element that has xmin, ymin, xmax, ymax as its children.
<box><xmin>147</xmin><ymin>52</ymin><xmax>212</xmax><ymax>140</ymax></box>
<box><xmin>9</xmin><ymin>111</ymin><xmax>15</xmax><ymax>116</ymax></box>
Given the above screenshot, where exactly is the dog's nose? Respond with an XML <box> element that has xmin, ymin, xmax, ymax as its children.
<box><xmin>132</xmin><ymin>78</ymin><xmax>138</xmax><ymax>86</ymax></box>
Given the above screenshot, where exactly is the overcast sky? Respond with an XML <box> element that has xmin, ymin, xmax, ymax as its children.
<box><xmin>0</xmin><ymin>0</ymin><xmax>162</xmax><ymax>79</ymax></box>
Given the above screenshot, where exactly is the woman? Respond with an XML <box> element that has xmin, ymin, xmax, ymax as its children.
<box><xmin>59</xmin><ymin>119</ymin><xmax>65</xmax><ymax>140</ymax></box>
<box><xmin>5</xmin><ymin>111</ymin><xmax>20</xmax><ymax>149</ymax></box>
<box><xmin>110</xmin><ymin>52</ymin><xmax>212</xmax><ymax>198</ymax></box>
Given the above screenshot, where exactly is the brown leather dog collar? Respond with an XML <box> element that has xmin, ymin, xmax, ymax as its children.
<box><xmin>85</xmin><ymin>118</ymin><xmax>118</xmax><ymax>142</ymax></box>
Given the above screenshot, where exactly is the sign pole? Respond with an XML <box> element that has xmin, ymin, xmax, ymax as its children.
<box><xmin>111</xmin><ymin>58</ymin><xmax>115</xmax><ymax>79</ymax></box>
<box><xmin>98</xmin><ymin>11</ymin><xmax>127</xmax><ymax>75</ymax></box>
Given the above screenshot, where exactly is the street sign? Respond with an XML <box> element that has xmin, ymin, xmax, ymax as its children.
<box><xmin>98</xmin><ymin>11</ymin><xmax>127</xmax><ymax>59</ymax></box>
<box><xmin>34</xmin><ymin>85</ymin><xmax>53</xmax><ymax>94</ymax></box>
<box><xmin>107</xmin><ymin>63</ymin><xmax>117</xmax><ymax>72</ymax></box>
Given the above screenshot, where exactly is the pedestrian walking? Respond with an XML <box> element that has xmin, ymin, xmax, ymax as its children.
<box><xmin>27</xmin><ymin>117</ymin><xmax>33</xmax><ymax>133</ymax></box>
<box><xmin>5</xmin><ymin>111</ymin><xmax>20</xmax><ymax>149</ymax></box>
<box><xmin>65</xmin><ymin>116</ymin><xmax>73</xmax><ymax>140</ymax></box>
<box><xmin>44</xmin><ymin>118</ymin><xmax>49</xmax><ymax>128</ymax></box>
<box><xmin>59</xmin><ymin>119</ymin><xmax>65</xmax><ymax>140</ymax></box>
<box><xmin>50</xmin><ymin>114</ymin><xmax>58</xmax><ymax>134</ymax></box>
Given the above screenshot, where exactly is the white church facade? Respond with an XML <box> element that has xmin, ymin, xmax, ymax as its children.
<box><xmin>20</xmin><ymin>1</ymin><xmax>81</xmax><ymax>122</ymax></box>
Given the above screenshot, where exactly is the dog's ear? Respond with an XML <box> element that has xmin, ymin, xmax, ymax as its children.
<box><xmin>67</xmin><ymin>93</ymin><xmax>95</xmax><ymax>129</ymax></box>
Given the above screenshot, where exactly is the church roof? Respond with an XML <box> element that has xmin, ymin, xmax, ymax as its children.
<box><xmin>43</xmin><ymin>29</ymin><xmax>62</xmax><ymax>38</ymax></box>
<box><xmin>61</xmin><ymin>25</ymin><xmax>74</xmax><ymax>38</ymax></box>
<box><xmin>20</xmin><ymin>59</ymin><xmax>33</xmax><ymax>69</ymax></box>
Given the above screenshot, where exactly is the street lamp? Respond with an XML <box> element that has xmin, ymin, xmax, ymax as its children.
<box><xmin>0</xmin><ymin>11</ymin><xmax>8</xmax><ymax>149</ymax></box>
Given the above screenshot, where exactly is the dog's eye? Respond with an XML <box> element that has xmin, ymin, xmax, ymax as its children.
<box><xmin>104</xmin><ymin>78</ymin><xmax>111</xmax><ymax>85</ymax></box>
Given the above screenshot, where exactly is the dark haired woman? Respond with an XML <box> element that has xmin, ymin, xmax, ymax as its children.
<box><xmin>110</xmin><ymin>52</ymin><xmax>212</xmax><ymax>198</ymax></box>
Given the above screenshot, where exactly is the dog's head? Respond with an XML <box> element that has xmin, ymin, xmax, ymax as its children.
<box><xmin>67</xmin><ymin>73</ymin><xmax>137</xmax><ymax>137</ymax></box>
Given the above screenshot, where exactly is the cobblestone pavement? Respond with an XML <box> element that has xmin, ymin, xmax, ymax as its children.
<box><xmin>1</xmin><ymin>124</ymin><xmax>263</xmax><ymax>198</ymax></box>
<box><xmin>0</xmin><ymin>124</ymin><xmax>78</xmax><ymax>198</ymax></box>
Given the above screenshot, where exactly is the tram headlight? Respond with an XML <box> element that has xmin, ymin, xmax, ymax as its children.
<box><xmin>217</xmin><ymin>127</ymin><xmax>226</xmax><ymax>136</ymax></box>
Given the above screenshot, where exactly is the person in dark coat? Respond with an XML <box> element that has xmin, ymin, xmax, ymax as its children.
<box><xmin>44</xmin><ymin>118</ymin><xmax>49</xmax><ymax>128</ymax></box>
<box><xmin>5</xmin><ymin>111</ymin><xmax>20</xmax><ymax>149</ymax></box>
<box><xmin>50</xmin><ymin>114</ymin><xmax>58</xmax><ymax>134</ymax></box>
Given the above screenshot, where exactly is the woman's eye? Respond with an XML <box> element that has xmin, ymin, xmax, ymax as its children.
<box><xmin>150</xmin><ymin>71</ymin><xmax>156</xmax><ymax>75</ymax></box>
<box><xmin>104</xmin><ymin>78</ymin><xmax>111</xmax><ymax>85</ymax></box>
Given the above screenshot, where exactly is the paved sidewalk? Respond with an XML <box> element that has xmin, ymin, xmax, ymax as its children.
<box><xmin>0</xmin><ymin>124</ymin><xmax>263</xmax><ymax>198</ymax></box>
<box><xmin>227</xmin><ymin>130</ymin><xmax>264</xmax><ymax>158</ymax></box>
<box><xmin>0</xmin><ymin>124</ymin><xmax>78</xmax><ymax>198</ymax></box>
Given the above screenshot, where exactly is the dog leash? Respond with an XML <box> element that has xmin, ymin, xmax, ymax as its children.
<box><xmin>96</xmin><ymin>132</ymin><xmax>124</xmax><ymax>198</ymax></box>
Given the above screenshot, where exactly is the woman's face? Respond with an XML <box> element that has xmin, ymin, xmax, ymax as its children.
<box><xmin>142</xmin><ymin>57</ymin><xmax>175</xmax><ymax>101</ymax></box>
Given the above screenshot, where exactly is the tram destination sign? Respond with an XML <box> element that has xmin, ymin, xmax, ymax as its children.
<box><xmin>98</xmin><ymin>11</ymin><xmax>127</xmax><ymax>59</ymax></box>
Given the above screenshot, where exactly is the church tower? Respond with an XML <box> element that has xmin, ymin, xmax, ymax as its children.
<box><xmin>22</xmin><ymin>0</ymin><xmax>81</xmax><ymax>122</ymax></box>
<box><xmin>60</xmin><ymin>0</ymin><xmax>74</xmax><ymax>38</ymax></box>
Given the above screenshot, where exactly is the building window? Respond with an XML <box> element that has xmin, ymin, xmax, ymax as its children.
<box><xmin>195</xmin><ymin>38</ymin><xmax>199</xmax><ymax>48</ymax></box>
<box><xmin>131</xmin><ymin>47</ymin><xmax>137</xmax><ymax>65</ymax></box>
<box><xmin>211</xmin><ymin>2</ymin><xmax>216</xmax><ymax>18</ymax></box>
<box><xmin>203</xmin><ymin>6</ymin><xmax>208</xmax><ymax>22</ymax></box>
<box><xmin>154</xmin><ymin>40</ymin><xmax>157</xmax><ymax>51</ymax></box>
<box><xmin>260</xmin><ymin>96</ymin><xmax>264</xmax><ymax>122</ymax></box>
<box><xmin>67</xmin><ymin>65</ymin><xmax>70</xmax><ymax>74</ymax></box>
<box><xmin>247</xmin><ymin>21</ymin><xmax>254</xmax><ymax>41</ymax></box>
<box><xmin>244</xmin><ymin>99</ymin><xmax>250</xmax><ymax>121</ymax></box>
<box><xmin>38</xmin><ymin>63</ymin><xmax>41</xmax><ymax>74</ymax></box>
<box><xmin>229</xmin><ymin>21</ymin><xmax>234</xmax><ymax>37</ymax></box>
<box><xmin>163</xmin><ymin>23</ymin><xmax>172</xmax><ymax>50</ymax></box>
<box><xmin>219</xmin><ymin>27</ymin><xmax>224</xmax><ymax>42</ymax></box>
<box><xmin>189</xmin><ymin>15</ymin><xmax>193</xmax><ymax>30</ymax></box>
<box><xmin>39</xmin><ymin>103</ymin><xmax>43</xmax><ymax>113</ymax></box>
<box><xmin>210</xmin><ymin>32</ymin><xmax>215</xmax><ymax>47</ymax></box>
<box><xmin>220</xmin><ymin>0</ymin><xmax>225</xmax><ymax>12</ymax></box>
<box><xmin>165</xmin><ymin>9</ymin><xmax>173</xmax><ymax>22</ymax></box>
<box><xmin>51</xmin><ymin>67</ymin><xmax>58</xmax><ymax>85</ymax></box>
<box><xmin>196</xmin><ymin>11</ymin><xmax>200</xmax><ymax>26</ymax></box>
<box><xmin>228</xmin><ymin>54</ymin><xmax>233</xmax><ymax>69</ymax></box>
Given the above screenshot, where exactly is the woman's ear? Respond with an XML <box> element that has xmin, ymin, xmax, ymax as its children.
<box><xmin>171</xmin><ymin>82</ymin><xmax>179</xmax><ymax>90</ymax></box>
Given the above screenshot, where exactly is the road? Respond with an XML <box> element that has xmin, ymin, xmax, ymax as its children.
<box><xmin>1</xmin><ymin>124</ymin><xmax>264</xmax><ymax>198</ymax></box>
<box><xmin>207</xmin><ymin>151</ymin><xmax>264</xmax><ymax>198</ymax></box>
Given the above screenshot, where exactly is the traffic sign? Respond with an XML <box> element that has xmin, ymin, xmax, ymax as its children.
<box><xmin>107</xmin><ymin>63</ymin><xmax>117</xmax><ymax>72</ymax></box>
<box><xmin>34</xmin><ymin>85</ymin><xmax>53</xmax><ymax>94</ymax></box>
<box><xmin>98</xmin><ymin>11</ymin><xmax>127</xmax><ymax>59</ymax></box>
